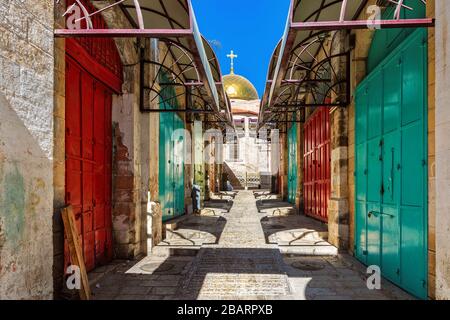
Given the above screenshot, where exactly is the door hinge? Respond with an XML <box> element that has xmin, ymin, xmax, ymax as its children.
<box><xmin>380</xmin><ymin>184</ymin><xmax>385</xmax><ymax>195</ymax></box>
<box><xmin>363</xmin><ymin>250</ymin><xmax>368</xmax><ymax>256</ymax></box>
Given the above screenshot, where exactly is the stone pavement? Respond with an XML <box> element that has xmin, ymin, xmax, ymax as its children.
<box><xmin>90</xmin><ymin>191</ymin><xmax>413</xmax><ymax>300</ymax></box>
<box><xmin>176</xmin><ymin>191</ymin><xmax>290</xmax><ymax>299</ymax></box>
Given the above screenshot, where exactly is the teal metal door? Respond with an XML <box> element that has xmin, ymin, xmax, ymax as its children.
<box><xmin>288</xmin><ymin>123</ymin><xmax>298</xmax><ymax>204</ymax></box>
<box><xmin>159</xmin><ymin>74</ymin><xmax>185</xmax><ymax>222</ymax></box>
<box><xmin>159</xmin><ymin>111</ymin><xmax>185</xmax><ymax>222</ymax></box>
<box><xmin>173</xmin><ymin>114</ymin><xmax>185</xmax><ymax>218</ymax></box>
<box><xmin>355</xmin><ymin>29</ymin><xmax>428</xmax><ymax>299</ymax></box>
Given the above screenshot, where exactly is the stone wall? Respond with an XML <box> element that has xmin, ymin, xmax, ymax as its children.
<box><xmin>347</xmin><ymin>2</ymin><xmax>376</xmax><ymax>257</ymax></box>
<box><xmin>434</xmin><ymin>0</ymin><xmax>450</xmax><ymax>300</ymax></box>
<box><xmin>0</xmin><ymin>0</ymin><xmax>55</xmax><ymax>299</ymax></box>
<box><xmin>52</xmin><ymin>0</ymin><xmax>66</xmax><ymax>298</ymax></box>
<box><xmin>328</xmin><ymin>31</ymin><xmax>351</xmax><ymax>250</ymax></box>
<box><xmin>280</xmin><ymin>131</ymin><xmax>288</xmax><ymax>200</ymax></box>
<box><xmin>101</xmin><ymin>5</ymin><xmax>146</xmax><ymax>260</ymax></box>
<box><xmin>328</xmin><ymin>107</ymin><xmax>350</xmax><ymax>250</ymax></box>
<box><xmin>427</xmin><ymin>0</ymin><xmax>437</xmax><ymax>300</ymax></box>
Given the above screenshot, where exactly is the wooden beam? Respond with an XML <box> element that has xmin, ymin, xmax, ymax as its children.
<box><xmin>61</xmin><ymin>206</ymin><xmax>91</xmax><ymax>300</ymax></box>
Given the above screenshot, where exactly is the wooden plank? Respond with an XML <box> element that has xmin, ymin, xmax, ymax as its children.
<box><xmin>61</xmin><ymin>206</ymin><xmax>91</xmax><ymax>300</ymax></box>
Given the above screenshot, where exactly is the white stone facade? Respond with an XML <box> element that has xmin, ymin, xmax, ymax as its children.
<box><xmin>224</xmin><ymin>99</ymin><xmax>271</xmax><ymax>189</ymax></box>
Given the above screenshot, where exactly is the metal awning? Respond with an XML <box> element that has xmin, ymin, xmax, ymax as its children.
<box><xmin>55</xmin><ymin>0</ymin><xmax>233</xmax><ymax>127</ymax></box>
<box><xmin>202</xmin><ymin>37</ymin><xmax>234</xmax><ymax>127</ymax></box>
<box><xmin>258</xmin><ymin>0</ymin><xmax>434</xmax><ymax>129</ymax></box>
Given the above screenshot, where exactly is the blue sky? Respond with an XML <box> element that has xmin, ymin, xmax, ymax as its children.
<box><xmin>192</xmin><ymin>0</ymin><xmax>291</xmax><ymax>97</ymax></box>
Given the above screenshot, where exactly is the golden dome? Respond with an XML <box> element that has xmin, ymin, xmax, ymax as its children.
<box><xmin>223</xmin><ymin>74</ymin><xmax>259</xmax><ymax>101</ymax></box>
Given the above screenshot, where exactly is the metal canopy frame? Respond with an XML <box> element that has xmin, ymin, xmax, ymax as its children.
<box><xmin>258</xmin><ymin>0</ymin><xmax>434</xmax><ymax>129</ymax></box>
<box><xmin>55</xmin><ymin>0</ymin><xmax>233</xmax><ymax>128</ymax></box>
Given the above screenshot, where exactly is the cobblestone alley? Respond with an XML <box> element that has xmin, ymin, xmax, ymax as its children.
<box><xmin>90</xmin><ymin>191</ymin><xmax>412</xmax><ymax>300</ymax></box>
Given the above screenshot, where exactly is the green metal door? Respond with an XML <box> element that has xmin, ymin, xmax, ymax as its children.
<box><xmin>159</xmin><ymin>73</ymin><xmax>185</xmax><ymax>222</ymax></box>
<box><xmin>288</xmin><ymin>123</ymin><xmax>298</xmax><ymax>204</ymax></box>
<box><xmin>355</xmin><ymin>28</ymin><xmax>428</xmax><ymax>299</ymax></box>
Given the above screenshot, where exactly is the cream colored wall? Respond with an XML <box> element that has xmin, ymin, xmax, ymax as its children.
<box><xmin>0</xmin><ymin>0</ymin><xmax>55</xmax><ymax>299</ymax></box>
<box><xmin>433</xmin><ymin>0</ymin><xmax>450</xmax><ymax>300</ymax></box>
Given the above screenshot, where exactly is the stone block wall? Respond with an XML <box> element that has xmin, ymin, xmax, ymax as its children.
<box><xmin>101</xmin><ymin>6</ymin><xmax>146</xmax><ymax>260</ymax></box>
<box><xmin>52</xmin><ymin>1</ymin><xmax>67</xmax><ymax>298</ymax></box>
<box><xmin>295</xmin><ymin>115</ymin><xmax>304</xmax><ymax>211</ymax></box>
<box><xmin>347</xmin><ymin>6</ymin><xmax>375</xmax><ymax>256</ymax></box>
<box><xmin>0</xmin><ymin>0</ymin><xmax>55</xmax><ymax>299</ymax></box>
<box><xmin>427</xmin><ymin>0</ymin><xmax>437</xmax><ymax>300</ymax></box>
<box><xmin>328</xmin><ymin>107</ymin><xmax>350</xmax><ymax>250</ymax></box>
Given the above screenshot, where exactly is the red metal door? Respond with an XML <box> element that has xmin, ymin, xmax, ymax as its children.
<box><xmin>303</xmin><ymin>107</ymin><xmax>331</xmax><ymax>223</ymax></box>
<box><xmin>65</xmin><ymin>58</ymin><xmax>114</xmax><ymax>272</ymax></box>
<box><xmin>64</xmin><ymin>0</ymin><xmax>122</xmax><ymax>273</ymax></box>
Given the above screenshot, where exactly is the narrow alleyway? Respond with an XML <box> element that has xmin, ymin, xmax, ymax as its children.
<box><xmin>90</xmin><ymin>191</ymin><xmax>413</xmax><ymax>300</ymax></box>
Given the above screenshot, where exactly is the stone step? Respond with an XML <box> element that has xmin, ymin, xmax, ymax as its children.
<box><xmin>165</xmin><ymin>230</ymin><xmax>203</xmax><ymax>240</ymax></box>
<box><xmin>270</xmin><ymin>230</ymin><xmax>328</xmax><ymax>241</ymax></box>
<box><xmin>279</xmin><ymin>244</ymin><xmax>338</xmax><ymax>256</ymax></box>
<box><xmin>151</xmin><ymin>245</ymin><xmax>200</xmax><ymax>258</ymax></box>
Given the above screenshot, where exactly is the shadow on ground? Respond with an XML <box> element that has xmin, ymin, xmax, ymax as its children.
<box><xmin>253</xmin><ymin>190</ymin><xmax>277</xmax><ymax>200</ymax></box>
<box><xmin>175</xmin><ymin>247</ymin><xmax>290</xmax><ymax>300</ymax></box>
<box><xmin>161</xmin><ymin>215</ymin><xmax>227</xmax><ymax>247</ymax></box>
<box><xmin>89</xmin><ymin>248</ymin><xmax>199</xmax><ymax>300</ymax></box>
<box><xmin>260</xmin><ymin>214</ymin><xmax>328</xmax><ymax>246</ymax></box>
<box><xmin>159</xmin><ymin>195</ymin><xmax>234</xmax><ymax>247</ymax></box>
<box><xmin>90</xmin><ymin>248</ymin><xmax>413</xmax><ymax>300</ymax></box>
<box><xmin>282</xmin><ymin>254</ymin><xmax>414</xmax><ymax>300</ymax></box>
<box><xmin>88</xmin><ymin>191</ymin><xmax>413</xmax><ymax>301</ymax></box>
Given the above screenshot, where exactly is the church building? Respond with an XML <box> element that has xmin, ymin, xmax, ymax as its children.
<box><xmin>222</xmin><ymin>52</ymin><xmax>271</xmax><ymax>190</ymax></box>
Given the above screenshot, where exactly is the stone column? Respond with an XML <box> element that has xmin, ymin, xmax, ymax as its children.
<box><xmin>148</xmin><ymin>39</ymin><xmax>162</xmax><ymax>250</ymax></box>
<box><xmin>328</xmin><ymin>107</ymin><xmax>349</xmax><ymax>250</ymax></box>
<box><xmin>280</xmin><ymin>129</ymin><xmax>289</xmax><ymax>200</ymax></box>
<box><xmin>270</xmin><ymin>128</ymin><xmax>280</xmax><ymax>194</ymax></box>
<box><xmin>194</xmin><ymin>120</ymin><xmax>205</xmax><ymax>204</ymax></box>
<box><xmin>53</xmin><ymin>0</ymin><xmax>67</xmax><ymax>299</ymax></box>
<box><xmin>184</xmin><ymin>121</ymin><xmax>194</xmax><ymax>215</ymax></box>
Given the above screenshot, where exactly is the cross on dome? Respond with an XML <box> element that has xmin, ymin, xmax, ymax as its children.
<box><xmin>227</xmin><ymin>50</ymin><xmax>238</xmax><ymax>74</ymax></box>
